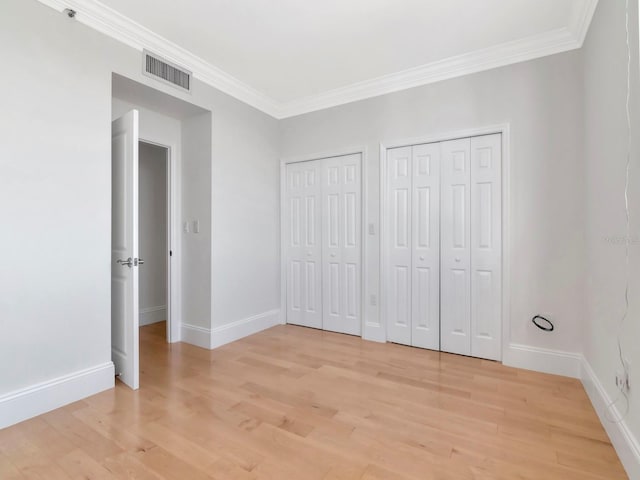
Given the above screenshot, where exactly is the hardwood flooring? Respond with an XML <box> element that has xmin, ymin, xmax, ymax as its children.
<box><xmin>0</xmin><ymin>322</ymin><xmax>627</xmax><ymax>479</ymax></box>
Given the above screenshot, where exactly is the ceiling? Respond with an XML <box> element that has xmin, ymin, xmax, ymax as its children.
<box><xmin>39</xmin><ymin>0</ymin><xmax>598</xmax><ymax>117</ymax></box>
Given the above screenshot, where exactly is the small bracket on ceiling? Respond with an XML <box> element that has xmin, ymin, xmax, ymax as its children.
<box><xmin>64</xmin><ymin>8</ymin><xmax>77</xmax><ymax>19</ymax></box>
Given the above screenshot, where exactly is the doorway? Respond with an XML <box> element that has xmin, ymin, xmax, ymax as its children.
<box><xmin>111</xmin><ymin>110</ymin><xmax>176</xmax><ymax>390</ymax></box>
<box><xmin>138</xmin><ymin>141</ymin><xmax>170</xmax><ymax>342</ymax></box>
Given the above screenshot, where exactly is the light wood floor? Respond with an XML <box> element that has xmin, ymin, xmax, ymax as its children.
<box><xmin>0</xmin><ymin>322</ymin><xmax>627</xmax><ymax>479</ymax></box>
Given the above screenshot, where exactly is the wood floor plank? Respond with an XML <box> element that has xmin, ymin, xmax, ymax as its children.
<box><xmin>0</xmin><ymin>322</ymin><xmax>627</xmax><ymax>479</ymax></box>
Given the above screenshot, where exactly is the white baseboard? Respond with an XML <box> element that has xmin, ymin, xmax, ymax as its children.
<box><xmin>0</xmin><ymin>362</ymin><xmax>114</xmax><ymax>429</ymax></box>
<box><xmin>502</xmin><ymin>343</ymin><xmax>582</xmax><ymax>378</ymax></box>
<box><xmin>210</xmin><ymin>309</ymin><xmax>281</xmax><ymax>349</ymax></box>
<box><xmin>181</xmin><ymin>323</ymin><xmax>212</xmax><ymax>349</ymax></box>
<box><xmin>139</xmin><ymin>305</ymin><xmax>166</xmax><ymax>326</ymax></box>
<box><xmin>581</xmin><ymin>358</ymin><xmax>640</xmax><ymax>479</ymax></box>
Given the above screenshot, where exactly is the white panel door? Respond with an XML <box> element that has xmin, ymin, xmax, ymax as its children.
<box><xmin>411</xmin><ymin>144</ymin><xmax>440</xmax><ymax>349</ymax></box>
<box><xmin>440</xmin><ymin>138</ymin><xmax>472</xmax><ymax>356</ymax></box>
<box><xmin>385</xmin><ymin>147</ymin><xmax>413</xmax><ymax>345</ymax></box>
<box><xmin>322</xmin><ymin>154</ymin><xmax>361</xmax><ymax>335</ymax></box>
<box><xmin>285</xmin><ymin>160</ymin><xmax>323</xmax><ymax>329</ymax></box>
<box><xmin>111</xmin><ymin>110</ymin><xmax>140</xmax><ymax>390</ymax></box>
<box><xmin>470</xmin><ymin>134</ymin><xmax>502</xmax><ymax>360</ymax></box>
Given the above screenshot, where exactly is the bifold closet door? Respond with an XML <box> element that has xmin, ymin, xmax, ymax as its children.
<box><xmin>440</xmin><ymin>135</ymin><xmax>502</xmax><ymax>360</ymax></box>
<box><xmin>385</xmin><ymin>145</ymin><xmax>440</xmax><ymax>348</ymax></box>
<box><xmin>322</xmin><ymin>154</ymin><xmax>362</xmax><ymax>335</ymax></box>
<box><xmin>470</xmin><ymin>134</ymin><xmax>502</xmax><ymax>361</ymax></box>
<box><xmin>285</xmin><ymin>160</ymin><xmax>323</xmax><ymax>329</ymax></box>
<box><xmin>440</xmin><ymin>138</ymin><xmax>472</xmax><ymax>356</ymax></box>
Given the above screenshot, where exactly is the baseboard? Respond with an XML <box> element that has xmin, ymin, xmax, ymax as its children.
<box><xmin>139</xmin><ymin>305</ymin><xmax>166</xmax><ymax>326</ymax></box>
<box><xmin>581</xmin><ymin>358</ymin><xmax>640</xmax><ymax>479</ymax></box>
<box><xmin>181</xmin><ymin>323</ymin><xmax>212</xmax><ymax>349</ymax></box>
<box><xmin>210</xmin><ymin>309</ymin><xmax>281</xmax><ymax>349</ymax></box>
<box><xmin>502</xmin><ymin>343</ymin><xmax>582</xmax><ymax>378</ymax></box>
<box><xmin>0</xmin><ymin>362</ymin><xmax>114</xmax><ymax>429</ymax></box>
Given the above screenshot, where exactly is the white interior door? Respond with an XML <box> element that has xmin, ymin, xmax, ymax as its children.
<box><xmin>111</xmin><ymin>110</ymin><xmax>140</xmax><ymax>390</ymax></box>
<box><xmin>385</xmin><ymin>147</ymin><xmax>413</xmax><ymax>345</ymax></box>
<box><xmin>321</xmin><ymin>154</ymin><xmax>362</xmax><ymax>335</ymax></box>
<box><xmin>411</xmin><ymin>144</ymin><xmax>441</xmax><ymax>349</ymax></box>
<box><xmin>440</xmin><ymin>138</ymin><xmax>472</xmax><ymax>356</ymax></box>
<box><xmin>470</xmin><ymin>134</ymin><xmax>502</xmax><ymax>360</ymax></box>
<box><xmin>285</xmin><ymin>160</ymin><xmax>323</xmax><ymax>328</ymax></box>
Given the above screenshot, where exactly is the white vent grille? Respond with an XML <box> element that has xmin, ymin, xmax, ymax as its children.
<box><xmin>142</xmin><ymin>51</ymin><xmax>191</xmax><ymax>93</ymax></box>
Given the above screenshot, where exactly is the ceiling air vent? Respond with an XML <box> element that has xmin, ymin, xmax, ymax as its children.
<box><xmin>142</xmin><ymin>50</ymin><xmax>192</xmax><ymax>93</ymax></box>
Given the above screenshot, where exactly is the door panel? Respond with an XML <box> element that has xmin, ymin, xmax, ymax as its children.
<box><xmin>385</xmin><ymin>147</ymin><xmax>413</xmax><ymax>345</ymax></box>
<box><xmin>111</xmin><ymin>110</ymin><xmax>140</xmax><ymax>390</ymax></box>
<box><xmin>321</xmin><ymin>154</ymin><xmax>361</xmax><ymax>335</ymax></box>
<box><xmin>411</xmin><ymin>143</ymin><xmax>440</xmax><ymax>349</ymax></box>
<box><xmin>470</xmin><ymin>134</ymin><xmax>502</xmax><ymax>360</ymax></box>
<box><xmin>440</xmin><ymin>138</ymin><xmax>471</xmax><ymax>356</ymax></box>
<box><xmin>286</xmin><ymin>160</ymin><xmax>322</xmax><ymax>328</ymax></box>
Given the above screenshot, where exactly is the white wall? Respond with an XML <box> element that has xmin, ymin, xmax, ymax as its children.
<box><xmin>210</xmin><ymin>102</ymin><xmax>281</xmax><ymax>330</ymax></box>
<box><xmin>139</xmin><ymin>142</ymin><xmax>167</xmax><ymax>326</ymax></box>
<box><xmin>0</xmin><ymin>0</ymin><xmax>113</xmax><ymax>397</ymax></box>
<box><xmin>0</xmin><ymin>0</ymin><xmax>280</xmax><ymax>423</ymax></box>
<box><xmin>181</xmin><ymin>112</ymin><xmax>213</xmax><ymax>333</ymax></box>
<box><xmin>280</xmin><ymin>49</ymin><xmax>586</xmax><ymax>368</ymax></box>
<box><xmin>582</xmin><ymin>0</ymin><xmax>640</xmax><ymax>475</ymax></box>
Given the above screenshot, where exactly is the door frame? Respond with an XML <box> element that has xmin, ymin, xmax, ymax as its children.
<box><xmin>280</xmin><ymin>146</ymin><xmax>368</xmax><ymax>337</ymax></box>
<box><xmin>138</xmin><ymin>136</ymin><xmax>181</xmax><ymax>343</ymax></box>
<box><xmin>380</xmin><ymin>124</ymin><xmax>511</xmax><ymax>360</ymax></box>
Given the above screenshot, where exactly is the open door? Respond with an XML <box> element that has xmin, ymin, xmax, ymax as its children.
<box><xmin>111</xmin><ymin>110</ymin><xmax>140</xmax><ymax>390</ymax></box>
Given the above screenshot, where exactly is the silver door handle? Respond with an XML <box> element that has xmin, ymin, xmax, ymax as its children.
<box><xmin>135</xmin><ymin>258</ymin><xmax>145</xmax><ymax>266</ymax></box>
<box><xmin>117</xmin><ymin>257</ymin><xmax>133</xmax><ymax>268</ymax></box>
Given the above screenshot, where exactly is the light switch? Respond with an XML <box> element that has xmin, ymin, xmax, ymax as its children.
<box><xmin>183</xmin><ymin>221</ymin><xmax>190</xmax><ymax>233</ymax></box>
<box><xmin>193</xmin><ymin>220</ymin><xmax>200</xmax><ymax>234</ymax></box>
<box><xmin>368</xmin><ymin>223</ymin><xmax>376</xmax><ymax>235</ymax></box>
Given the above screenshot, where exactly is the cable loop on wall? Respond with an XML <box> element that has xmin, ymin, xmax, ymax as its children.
<box><xmin>532</xmin><ymin>315</ymin><xmax>554</xmax><ymax>332</ymax></box>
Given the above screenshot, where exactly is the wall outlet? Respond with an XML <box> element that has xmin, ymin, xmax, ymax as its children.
<box><xmin>615</xmin><ymin>369</ymin><xmax>630</xmax><ymax>392</ymax></box>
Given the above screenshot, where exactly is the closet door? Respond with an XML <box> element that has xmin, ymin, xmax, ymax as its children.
<box><xmin>440</xmin><ymin>138</ymin><xmax>472</xmax><ymax>356</ymax></box>
<box><xmin>385</xmin><ymin>147</ymin><xmax>413</xmax><ymax>345</ymax></box>
<box><xmin>470</xmin><ymin>134</ymin><xmax>502</xmax><ymax>360</ymax></box>
<box><xmin>411</xmin><ymin>144</ymin><xmax>440</xmax><ymax>349</ymax></box>
<box><xmin>322</xmin><ymin>154</ymin><xmax>362</xmax><ymax>335</ymax></box>
<box><xmin>285</xmin><ymin>161</ymin><xmax>323</xmax><ymax>329</ymax></box>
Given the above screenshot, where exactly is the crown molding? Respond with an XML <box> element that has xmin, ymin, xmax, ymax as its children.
<box><xmin>276</xmin><ymin>27</ymin><xmax>581</xmax><ymax>118</ymax></box>
<box><xmin>36</xmin><ymin>0</ymin><xmax>598</xmax><ymax>119</ymax></box>
<box><xmin>36</xmin><ymin>0</ymin><xmax>281</xmax><ymax>117</ymax></box>
<box><xmin>570</xmin><ymin>0</ymin><xmax>599</xmax><ymax>47</ymax></box>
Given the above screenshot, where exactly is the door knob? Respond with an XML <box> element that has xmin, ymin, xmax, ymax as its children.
<box><xmin>331</xmin><ymin>253</ymin><xmax>336</xmax><ymax>258</ymax></box>
<box><xmin>117</xmin><ymin>257</ymin><xmax>133</xmax><ymax>268</ymax></box>
<box><xmin>307</xmin><ymin>252</ymin><xmax>312</xmax><ymax>256</ymax></box>
<box><xmin>455</xmin><ymin>257</ymin><xmax>461</xmax><ymax>262</ymax></box>
<box><xmin>419</xmin><ymin>256</ymin><xmax>425</xmax><ymax>261</ymax></box>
